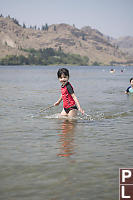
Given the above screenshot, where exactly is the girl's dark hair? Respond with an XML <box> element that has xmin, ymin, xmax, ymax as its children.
<box><xmin>130</xmin><ymin>77</ymin><xmax>133</xmax><ymax>83</ymax></box>
<box><xmin>57</xmin><ymin>68</ymin><xmax>69</xmax><ymax>78</ymax></box>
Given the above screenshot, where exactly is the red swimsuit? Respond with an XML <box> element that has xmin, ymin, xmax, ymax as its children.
<box><xmin>61</xmin><ymin>82</ymin><xmax>76</xmax><ymax>109</ymax></box>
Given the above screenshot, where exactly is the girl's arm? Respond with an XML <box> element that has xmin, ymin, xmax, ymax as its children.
<box><xmin>125</xmin><ymin>86</ymin><xmax>130</xmax><ymax>94</ymax></box>
<box><xmin>54</xmin><ymin>95</ymin><xmax>62</xmax><ymax>106</ymax></box>
<box><xmin>71</xmin><ymin>93</ymin><xmax>84</xmax><ymax>115</ymax></box>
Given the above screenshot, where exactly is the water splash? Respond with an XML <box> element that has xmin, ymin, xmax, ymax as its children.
<box><xmin>78</xmin><ymin>112</ymin><xmax>105</xmax><ymax>121</ymax></box>
<box><xmin>27</xmin><ymin>109</ymin><xmax>133</xmax><ymax>123</ymax></box>
<box><xmin>77</xmin><ymin>109</ymin><xmax>133</xmax><ymax>122</ymax></box>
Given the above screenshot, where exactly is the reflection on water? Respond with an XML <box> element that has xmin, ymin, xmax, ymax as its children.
<box><xmin>57</xmin><ymin>119</ymin><xmax>76</xmax><ymax>157</ymax></box>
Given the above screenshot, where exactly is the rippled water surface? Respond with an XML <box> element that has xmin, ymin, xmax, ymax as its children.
<box><xmin>0</xmin><ymin>65</ymin><xmax>133</xmax><ymax>200</ymax></box>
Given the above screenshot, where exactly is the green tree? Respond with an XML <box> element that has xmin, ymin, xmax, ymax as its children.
<box><xmin>54</xmin><ymin>25</ymin><xmax>56</xmax><ymax>31</ymax></box>
<box><xmin>45</xmin><ymin>23</ymin><xmax>49</xmax><ymax>31</ymax></box>
<box><xmin>23</xmin><ymin>23</ymin><xmax>26</xmax><ymax>28</ymax></box>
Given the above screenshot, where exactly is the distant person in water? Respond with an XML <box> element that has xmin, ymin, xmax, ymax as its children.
<box><xmin>110</xmin><ymin>69</ymin><xmax>115</xmax><ymax>73</ymax></box>
<box><xmin>125</xmin><ymin>77</ymin><xmax>133</xmax><ymax>94</ymax></box>
<box><xmin>54</xmin><ymin>68</ymin><xmax>84</xmax><ymax>117</ymax></box>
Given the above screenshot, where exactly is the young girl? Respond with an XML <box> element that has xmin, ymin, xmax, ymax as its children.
<box><xmin>125</xmin><ymin>77</ymin><xmax>133</xmax><ymax>94</ymax></box>
<box><xmin>54</xmin><ymin>68</ymin><xmax>84</xmax><ymax>117</ymax></box>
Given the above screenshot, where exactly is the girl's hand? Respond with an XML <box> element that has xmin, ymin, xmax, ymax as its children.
<box><xmin>54</xmin><ymin>95</ymin><xmax>62</xmax><ymax>106</ymax></box>
<box><xmin>54</xmin><ymin>101</ymin><xmax>60</xmax><ymax>106</ymax></box>
<box><xmin>79</xmin><ymin>108</ymin><xmax>84</xmax><ymax>115</ymax></box>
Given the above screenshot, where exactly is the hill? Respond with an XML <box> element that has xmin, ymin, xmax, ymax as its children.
<box><xmin>0</xmin><ymin>16</ymin><xmax>131</xmax><ymax>65</ymax></box>
<box><xmin>110</xmin><ymin>36</ymin><xmax>133</xmax><ymax>58</ymax></box>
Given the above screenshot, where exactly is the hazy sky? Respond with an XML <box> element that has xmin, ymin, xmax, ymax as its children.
<box><xmin>0</xmin><ymin>0</ymin><xmax>133</xmax><ymax>38</ymax></box>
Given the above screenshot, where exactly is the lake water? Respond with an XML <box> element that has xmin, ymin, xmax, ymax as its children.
<box><xmin>0</xmin><ymin>65</ymin><xmax>133</xmax><ymax>200</ymax></box>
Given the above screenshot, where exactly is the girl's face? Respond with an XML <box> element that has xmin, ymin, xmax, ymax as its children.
<box><xmin>59</xmin><ymin>74</ymin><xmax>69</xmax><ymax>86</ymax></box>
<box><xmin>131</xmin><ymin>80</ymin><xmax>133</xmax><ymax>87</ymax></box>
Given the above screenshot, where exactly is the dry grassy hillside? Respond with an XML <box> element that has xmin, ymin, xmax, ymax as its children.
<box><xmin>0</xmin><ymin>16</ymin><xmax>129</xmax><ymax>65</ymax></box>
<box><xmin>111</xmin><ymin>36</ymin><xmax>133</xmax><ymax>58</ymax></box>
